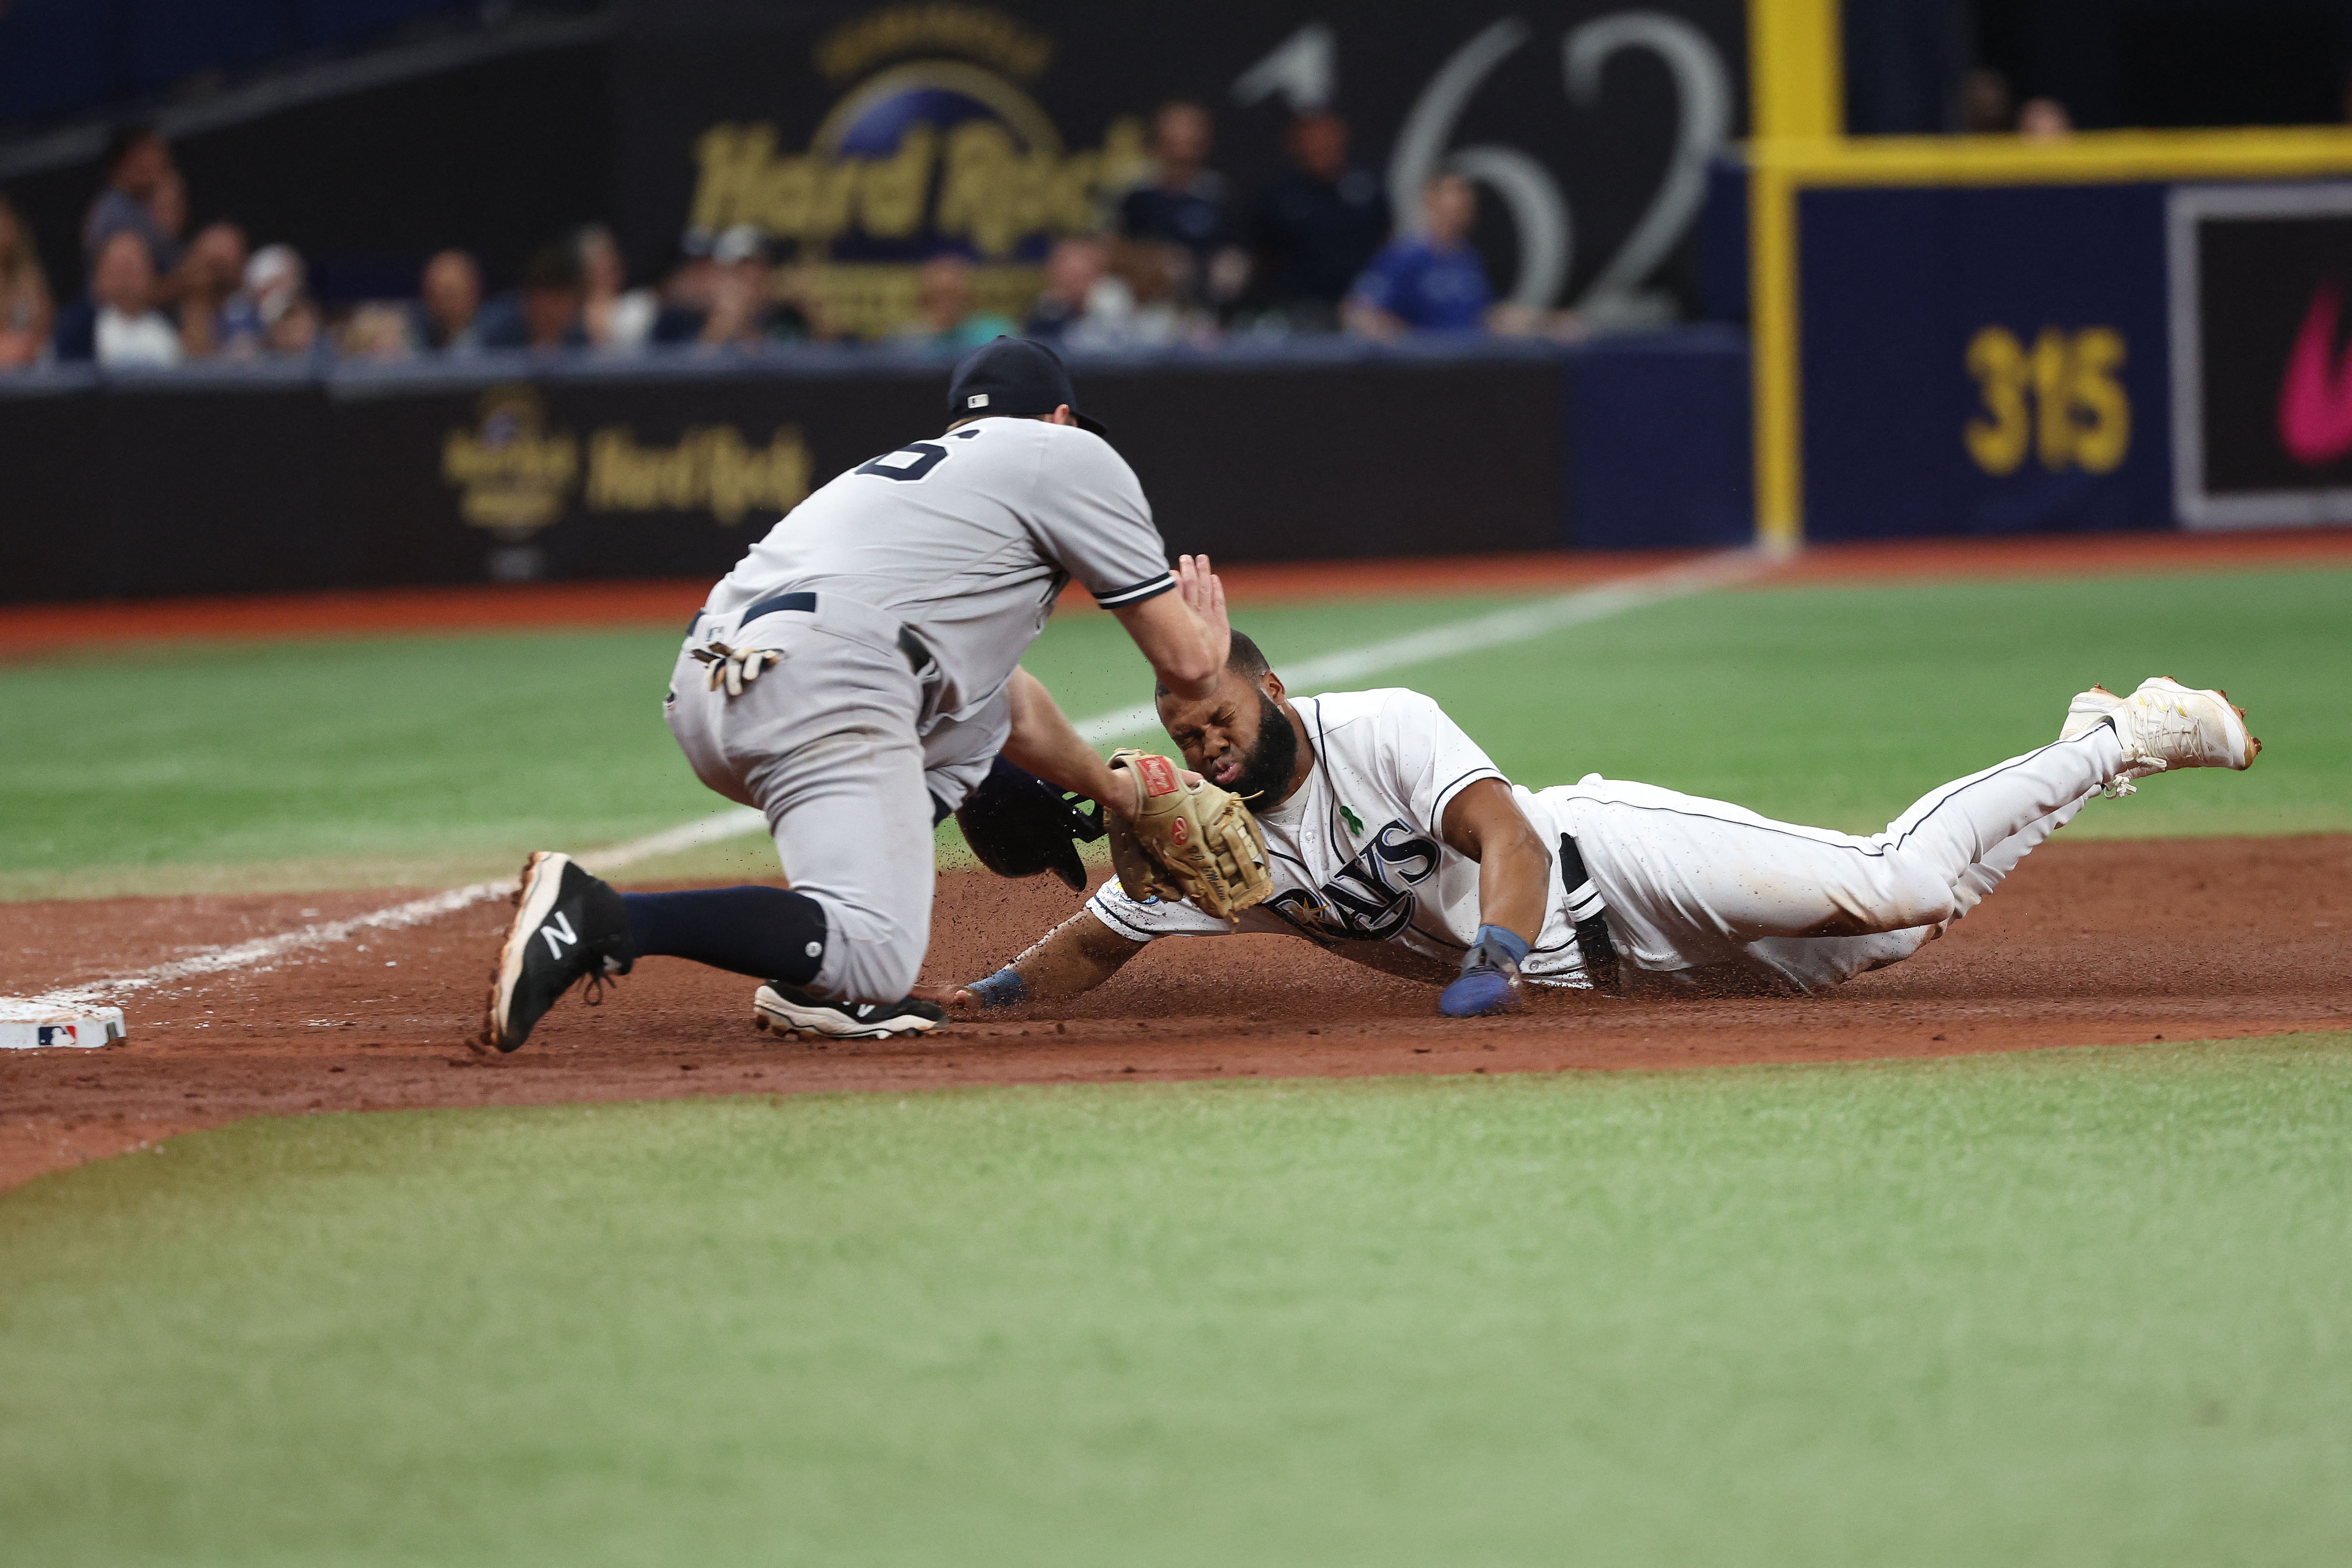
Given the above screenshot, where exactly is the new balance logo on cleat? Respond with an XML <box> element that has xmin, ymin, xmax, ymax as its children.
<box><xmin>752</xmin><ymin>983</ymin><xmax>946</xmax><ymax>1040</ymax></box>
<box><xmin>539</xmin><ymin>912</ymin><xmax>577</xmax><ymax>958</ymax></box>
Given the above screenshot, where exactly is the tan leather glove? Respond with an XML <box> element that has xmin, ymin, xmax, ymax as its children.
<box><xmin>1103</xmin><ymin>749</ymin><xmax>1275</xmax><ymax>924</ymax></box>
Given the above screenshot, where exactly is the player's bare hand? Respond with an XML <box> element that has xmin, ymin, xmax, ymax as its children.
<box><xmin>1177</xmin><ymin>552</ymin><xmax>1226</xmax><ymax>623</ymax></box>
<box><xmin>911</xmin><ymin>982</ymin><xmax>976</xmax><ymax>1008</ymax></box>
<box><xmin>1177</xmin><ymin>553</ymin><xmax>1230</xmax><ymax>666</ymax></box>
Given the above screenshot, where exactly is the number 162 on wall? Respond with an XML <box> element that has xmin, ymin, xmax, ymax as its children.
<box><xmin>1964</xmin><ymin>325</ymin><xmax>2132</xmax><ymax>476</ymax></box>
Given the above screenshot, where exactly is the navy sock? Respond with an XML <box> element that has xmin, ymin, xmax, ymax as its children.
<box><xmin>621</xmin><ymin>886</ymin><xmax>827</xmax><ymax>984</ymax></box>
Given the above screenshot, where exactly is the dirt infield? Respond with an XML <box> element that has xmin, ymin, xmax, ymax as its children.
<box><xmin>7</xmin><ymin>526</ymin><xmax>2351</xmax><ymax>656</ymax></box>
<box><xmin>4</xmin><ymin>834</ymin><xmax>2345</xmax><ymax>1192</ymax></box>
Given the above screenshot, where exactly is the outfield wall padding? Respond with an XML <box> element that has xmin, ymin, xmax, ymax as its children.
<box><xmin>0</xmin><ymin>337</ymin><xmax>1755</xmax><ymax>604</ymax></box>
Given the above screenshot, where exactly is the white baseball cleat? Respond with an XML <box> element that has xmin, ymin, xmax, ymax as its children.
<box><xmin>2061</xmin><ymin>678</ymin><xmax>2257</xmax><ymax>797</ymax></box>
<box><xmin>2107</xmin><ymin>676</ymin><xmax>2260</xmax><ymax>781</ymax></box>
<box><xmin>2059</xmin><ymin>684</ymin><xmax>2126</xmax><ymax>744</ymax></box>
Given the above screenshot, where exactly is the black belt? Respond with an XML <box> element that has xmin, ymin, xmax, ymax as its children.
<box><xmin>723</xmin><ymin>590</ymin><xmax>935</xmax><ymax>675</ymax></box>
<box><xmin>1558</xmin><ymin>833</ymin><xmax>1621</xmax><ymax>992</ymax></box>
<box><xmin>740</xmin><ymin>589</ymin><xmax>817</xmax><ymax>621</ymax></box>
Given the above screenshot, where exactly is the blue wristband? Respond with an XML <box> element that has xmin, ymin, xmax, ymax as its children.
<box><xmin>1469</xmin><ymin>924</ymin><xmax>1530</xmax><ymax>968</ymax></box>
<box><xmin>967</xmin><ymin>966</ymin><xmax>1028</xmax><ymax>1009</ymax></box>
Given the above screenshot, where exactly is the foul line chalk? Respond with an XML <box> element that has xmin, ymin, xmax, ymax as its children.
<box><xmin>1076</xmin><ymin>549</ymin><xmax>1767</xmax><ymax>744</ymax></box>
<box><xmin>12</xmin><ymin>816</ymin><xmax>761</xmax><ymax>1020</ymax></box>
<box><xmin>10</xmin><ymin>548</ymin><xmax>1756</xmax><ymax>1026</ymax></box>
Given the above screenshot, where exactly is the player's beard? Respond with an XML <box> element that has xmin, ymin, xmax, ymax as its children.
<box><xmin>1227</xmin><ymin>689</ymin><xmax>1301</xmax><ymax>803</ymax></box>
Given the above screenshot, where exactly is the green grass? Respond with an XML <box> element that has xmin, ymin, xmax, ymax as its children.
<box><xmin>3</xmin><ymin>565</ymin><xmax>2345</xmax><ymax>896</ymax></box>
<box><xmin>0</xmin><ymin>630</ymin><xmax>708</xmax><ymax>897</ymax></box>
<box><xmin>4</xmin><ymin>1036</ymin><xmax>2350</xmax><ymax>1565</ymax></box>
<box><xmin>1402</xmin><ymin>568</ymin><xmax>2352</xmax><ymax>841</ymax></box>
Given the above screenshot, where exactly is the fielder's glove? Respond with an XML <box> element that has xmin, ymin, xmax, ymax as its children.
<box><xmin>1439</xmin><ymin>924</ymin><xmax>1529</xmax><ymax>1017</ymax></box>
<box><xmin>1104</xmin><ymin>749</ymin><xmax>1274</xmax><ymax>924</ymax></box>
<box><xmin>690</xmin><ymin>640</ymin><xmax>782</xmax><ymax>697</ymax></box>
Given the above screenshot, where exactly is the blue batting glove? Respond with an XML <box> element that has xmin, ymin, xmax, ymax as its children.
<box><xmin>1438</xmin><ymin>925</ymin><xmax>1528</xmax><ymax>1017</ymax></box>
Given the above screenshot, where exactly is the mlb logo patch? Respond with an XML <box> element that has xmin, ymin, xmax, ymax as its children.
<box><xmin>966</xmin><ymin>393</ymin><xmax>989</xmax><ymax>409</ymax></box>
<box><xmin>37</xmin><ymin>1024</ymin><xmax>78</xmax><ymax>1047</ymax></box>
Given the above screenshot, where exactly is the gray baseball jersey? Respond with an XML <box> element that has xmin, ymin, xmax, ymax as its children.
<box><xmin>703</xmin><ymin>418</ymin><xmax>1176</xmax><ymax>724</ymax></box>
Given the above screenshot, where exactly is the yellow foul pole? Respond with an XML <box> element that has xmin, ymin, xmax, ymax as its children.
<box><xmin>1748</xmin><ymin>0</ymin><xmax>1843</xmax><ymax>553</ymax></box>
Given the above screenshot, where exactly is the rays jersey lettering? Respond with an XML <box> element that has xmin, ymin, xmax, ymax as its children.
<box><xmin>1085</xmin><ymin>688</ymin><xmax>1596</xmax><ymax>988</ymax></box>
<box><xmin>1086</xmin><ymin>688</ymin><xmax>1597</xmax><ymax>986</ymax></box>
<box><xmin>1267</xmin><ymin>819</ymin><xmax>1441</xmax><ymax>940</ymax></box>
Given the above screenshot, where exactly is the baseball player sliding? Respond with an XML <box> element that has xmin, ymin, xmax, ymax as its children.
<box><xmin>929</xmin><ymin>632</ymin><xmax>2260</xmax><ymax>1016</ymax></box>
<box><xmin>480</xmin><ymin>337</ymin><xmax>1268</xmax><ymax>1051</ymax></box>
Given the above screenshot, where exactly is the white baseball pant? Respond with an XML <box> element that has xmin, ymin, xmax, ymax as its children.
<box><xmin>1542</xmin><ymin>725</ymin><xmax>2123</xmax><ymax>993</ymax></box>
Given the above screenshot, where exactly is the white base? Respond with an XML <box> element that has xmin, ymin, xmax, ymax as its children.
<box><xmin>0</xmin><ymin>1001</ymin><xmax>127</xmax><ymax>1050</ymax></box>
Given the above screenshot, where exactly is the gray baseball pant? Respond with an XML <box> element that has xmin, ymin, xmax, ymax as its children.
<box><xmin>665</xmin><ymin>595</ymin><xmax>1008</xmax><ymax>1002</ymax></box>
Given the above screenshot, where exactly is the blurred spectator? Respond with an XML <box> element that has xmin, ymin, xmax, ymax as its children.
<box><xmin>82</xmin><ymin>126</ymin><xmax>183</xmax><ymax>279</ymax></box>
<box><xmin>1250</xmin><ymin>112</ymin><xmax>1392</xmax><ymax>332</ymax></box>
<box><xmin>149</xmin><ymin>171</ymin><xmax>187</xmax><ymax>266</ymax></box>
<box><xmin>0</xmin><ymin>192</ymin><xmax>56</xmax><ymax>368</ymax></box>
<box><xmin>244</xmin><ymin>244</ymin><xmax>320</xmax><ymax>357</ymax></box>
<box><xmin>1095</xmin><ymin>239</ymin><xmax>1194</xmax><ymax>348</ymax></box>
<box><xmin>649</xmin><ymin>242</ymin><xmax>718</xmax><ymax>345</ymax></box>
<box><xmin>1957</xmin><ymin>67</ymin><xmax>2015</xmax><ymax>132</ymax></box>
<box><xmin>175</xmin><ymin>221</ymin><xmax>251</xmax><ymax>360</ymax></box>
<box><xmin>772</xmin><ymin>262</ymin><xmax>832</xmax><ymax>342</ymax></box>
<box><xmin>1344</xmin><ymin>173</ymin><xmax>1493</xmax><ymax>339</ymax></box>
<box><xmin>2017</xmin><ymin>96</ymin><xmax>2073</xmax><ymax>138</ymax></box>
<box><xmin>413</xmin><ymin>249</ymin><xmax>483</xmax><ymax>352</ymax></box>
<box><xmin>265</xmin><ymin>295</ymin><xmax>322</xmax><ymax>357</ymax></box>
<box><xmin>578</xmin><ymin>224</ymin><xmax>658</xmax><ymax>353</ymax></box>
<box><xmin>53</xmin><ymin>230</ymin><xmax>180</xmax><ymax>367</ymax></box>
<box><xmin>1024</xmin><ymin>235</ymin><xmax>1190</xmax><ymax>350</ymax></box>
<box><xmin>340</xmin><ymin>302</ymin><xmax>415</xmax><ymax>361</ymax></box>
<box><xmin>1025</xmin><ymin>235</ymin><xmax>1109</xmax><ymax>340</ymax></box>
<box><xmin>245</xmin><ymin>244</ymin><xmax>304</xmax><ymax>320</ymax></box>
<box><xmin>687</xmin><ymin>224</ymin><xmax>818</xmax><ymax>350</ymax></box>
<box><xmin>479</xmin><ymin>243</ymin><xmax>587</xmax><ymax>351</ymax></box>
<box><xmin>892</xmin><ymin>253</ymin><xmax>1016</xmax><ymax>350</ymax></box>
<box><xmin>1118</xmin><ymin>101</ymin><xmax>1248</xmax><ymax>311</ymax></box>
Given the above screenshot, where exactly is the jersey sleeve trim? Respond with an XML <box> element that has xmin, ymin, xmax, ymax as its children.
<box><xmin>1091</xmin><ymin>571</ymin><xmax>1176</xmax><ymax>608</ymax></box>
<box><xmin>1428</xmin><ymin>764</ymin><xmax>1506</xmax><ymax>838</ymax></box>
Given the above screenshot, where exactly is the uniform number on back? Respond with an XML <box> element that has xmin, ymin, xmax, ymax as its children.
<box><xmin>856</xmin><ymin>442</ymin><xmax>951</xmax><ymax>483</ymax></box>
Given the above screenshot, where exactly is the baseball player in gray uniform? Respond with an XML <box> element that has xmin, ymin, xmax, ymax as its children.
<box><xmin>481</xmin><ymin>337</ymin><xmax>1231</xmax><ymax>1050</ymax></box>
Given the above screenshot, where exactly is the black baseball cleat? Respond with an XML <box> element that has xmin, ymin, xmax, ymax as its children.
<box><xmin>480</xmin><ymin>852</ymin><xmax>635</xmax><ymax>1052</ymax></box>
<box><xmin>752</xmin><ymin>983</ymin><xmax>946</xmax><ymax>1039</ymax></box>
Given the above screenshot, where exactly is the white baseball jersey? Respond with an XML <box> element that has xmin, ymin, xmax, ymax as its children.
<box><xmin>1086</xmin><ymin>688</ymin><xmax>1600</xmax><ymax>987</ymax></box>
<box><xmin>703</xmin><ymin>418</ymin><xmax>1175</xmax><ymax>725</ymax></box>
<box><xmin>1084</xmin><ymin>685</ymin><xmax>2130</xmax><ymax>1000</ymax></box>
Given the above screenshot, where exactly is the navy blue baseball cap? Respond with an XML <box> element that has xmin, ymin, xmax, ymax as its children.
<box><xmin>946</xmin><ymin>335</ymin><xmax>1107</xmax><ymax>436</ymax></box>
